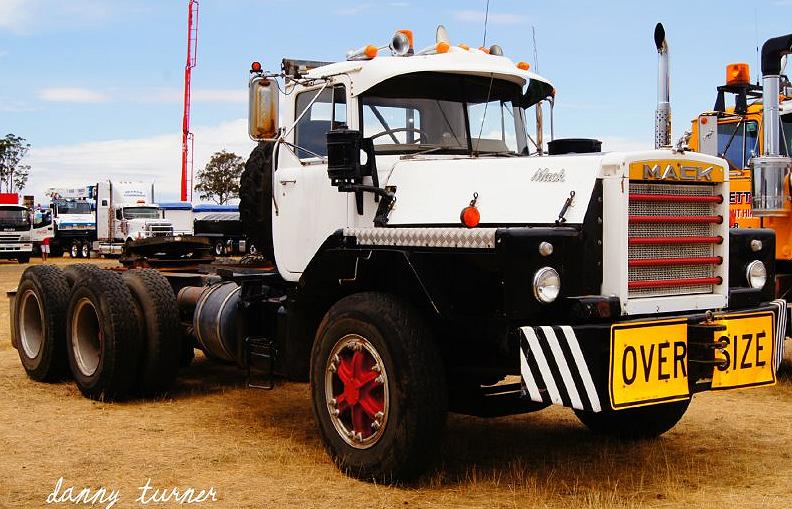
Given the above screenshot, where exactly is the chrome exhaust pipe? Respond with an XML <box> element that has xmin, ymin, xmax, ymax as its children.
<box><xmin>654</xmin><ymin>23</ymin><xmax>671</xmax><ymax>149</ymax></box>
<box><xmin>752</xmin><ymin>34</ymin><xmax>792</xmax><ymax>216</ymax></box>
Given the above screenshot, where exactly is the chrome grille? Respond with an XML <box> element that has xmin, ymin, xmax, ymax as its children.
<box><xmin>628</xmin><ymin>182</ymin><xmax>723</xmax><ymax>298</ymax></box>
<box><xmin>0</xmin><ymin>233</ymin><xmax>22</xmax><ymax>242</ymax></box>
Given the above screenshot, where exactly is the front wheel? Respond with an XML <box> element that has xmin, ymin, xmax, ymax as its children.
<box><xmin>574</xmin><ymin>398</ymin><xmax>691</xmax><ymax>439</ymax></box>
<box><xmin>311</xmin><ymin>292</ymin><xmax>447</xmax><ymax>482</ymax></box>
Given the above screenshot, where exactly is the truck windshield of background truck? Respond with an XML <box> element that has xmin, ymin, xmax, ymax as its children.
<box><xmin>122</xmin><ymin>207</ymin><xmax>159</xmax><ymax>220</ymax></box>
<box><xmin>0</xmin><ymin>208</ymin><xmax>31</xmax><ymax>230</ymax></box>
<box><xmin>360</xmin><ymin>72</ymin><xmax>531</xmax><ymax>156</ymax></box>
<box><xmin>54</xmin><ymin>200</ymin><xmax>92</xmax><ymax>215</ymax></box>
<box><xmin>718</xmin><ymin>119</ymin><xmax>758</xmax><ymax>169</ymax></box>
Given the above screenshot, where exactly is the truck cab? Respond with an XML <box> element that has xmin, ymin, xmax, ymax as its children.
<box><xmin>94</xmin><ymin>180</ymin><xmax>174</xmax><ymax>255</ymax></box>
<box><xmin>0</xmin><ymin>194</ymin><xmax>32</xmax><ymax>263</ymax></box>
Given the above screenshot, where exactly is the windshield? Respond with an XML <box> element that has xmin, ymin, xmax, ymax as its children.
<box><xmin>123</xmin><ymin>207</ymin><xmax>159</xmax><ymax>220</ymax></box>
<box><xmin>0</xmin><ymin>208</ymin><xmax>30</xmax><ymax>226</ymax></box>
<box><xmin>55</xmin><ymin>200</ymin><xmax>92</xmax><ymax>215</ymax></box>
<box><xmin>361</xmin><ymin>72</ymin><xmax>534</xmax><ymax>156</ymax></box>
<box><xmin>717</xmin><ymin>120</ymin><xmax>759</xmax><ymax>168</ymax></box>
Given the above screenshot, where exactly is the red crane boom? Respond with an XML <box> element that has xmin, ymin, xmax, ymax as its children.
<box><xmin>181</xmin><ymin>0</ymin><xmax>199</xmax><ymax>202</ymax></box>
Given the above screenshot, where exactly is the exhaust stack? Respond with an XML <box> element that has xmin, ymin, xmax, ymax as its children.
<box><xmin>751</xmin><ymin>34</ymin><xmax>792</xmax><ymax>216</ymax></box>
<box><xmin>654</xmin><ymin>23</ymin><xmax>671</xmax><ymax>149</ymax></box>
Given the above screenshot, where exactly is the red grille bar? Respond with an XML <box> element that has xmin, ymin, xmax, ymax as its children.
<box><xmin>628</xmin><ymin>276</ymin><xmax>722</xmax><ymax>290</ymax></box>
<box><xmin>629</xmin><ymin>215</ymin><xmax>723</xmax><ymax>224</ymax></box>
<box><xmin>629</xmin><ymin>193</ymin><xmax>723</xmax><ymax>203</ymax></box>
<box><xmin>629</xmin><ymin>236</ymin><xmax>723</xmax><ymax>245</ymax></box>
<box><xmin>629</xmin><ymin>256</ymin><xmax>723</xmax><ymax>268</ymax></box>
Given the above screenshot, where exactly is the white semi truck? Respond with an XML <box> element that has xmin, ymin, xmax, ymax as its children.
<box><xmin>30</xmin><ymin>187</ymin><xmax>96</xmax><ymax>258</ymax></box>
<box><xmin>10</xmin><ymin>25</ymin><xmax>787</xmax><ymax>482</ymax></box>
<box><xmin>93</xmin><ymin>180</ymin><xmax>174</xmax><ymax>255</ymax></box>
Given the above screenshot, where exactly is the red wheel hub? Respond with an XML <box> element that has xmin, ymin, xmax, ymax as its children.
<box><xmin>332</xmin><ymin>348</ymin><xmax>385</xmax><ymax>440</ymax></box>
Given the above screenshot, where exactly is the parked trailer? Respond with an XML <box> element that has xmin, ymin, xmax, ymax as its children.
<box><xmin>159</xmin><ymin>202</ymin><xmax>194</xmax><ymax>237</ymax></box>
<box><xmin>9</xmin><ymin>25</ymin><xmax>787</xmax><ymax>482</ymax></box>
<box><xmin>193</xmin><ymin>204</ymin><xmax>250</xmax><ymax>256</ymax></box>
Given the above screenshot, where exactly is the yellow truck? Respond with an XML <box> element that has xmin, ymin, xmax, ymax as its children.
<box><xmin>689</xmin><ymin>35</ymin><xmax>792</xmax><ymax>356</ymax></box>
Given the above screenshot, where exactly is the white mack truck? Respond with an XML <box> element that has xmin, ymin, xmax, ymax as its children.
<box><xmin>10</xmin><ymin>26</ymin><xmax>787</xmax><ymax>482</ymax></box>
<box><xmin>93</xmin><ymin>180</ymin><xmax>174</xmax><ymax>255</ymax></box>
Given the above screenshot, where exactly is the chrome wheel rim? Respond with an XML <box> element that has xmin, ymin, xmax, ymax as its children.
<box><xmin>19</xmin><ymin>289</ymin><xmax>44</xmax><ymax>359</ymax></box>
<box><xmin>71</xmin><ymin>298</ymin><xmax>102</xmax><ymax>376</ymax></box>
<box><xmin>324</xmin><ymin>334</ymin><xmax>389</xmax><ymax>449</ymax></box>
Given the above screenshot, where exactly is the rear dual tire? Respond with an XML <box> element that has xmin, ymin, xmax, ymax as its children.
<box><xmin>13</xmin><ymin>265</ymin><xmax>71</xmax><ymax>381</ymax></box>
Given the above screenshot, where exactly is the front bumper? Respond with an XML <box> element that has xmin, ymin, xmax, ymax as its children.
<box><xmin>0</xmin><ymin>244</ymin><xmax>32</xmax><ymax>258</ymax></box>
<box><xmin>519</xmin><ymin>300</ymin><xmax>785</xmax><ymax>412</ymax></box>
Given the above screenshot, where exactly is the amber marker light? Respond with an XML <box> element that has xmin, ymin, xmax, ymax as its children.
<box><xmin>436</xmin><ymin>41</ymin><xmax>450</xmax><ymax>54</ymax></box>
<box><xmin>726</xmin><ymin>63</ymin><xmax>750</xmax><ymax>85</ymax></box>
<box><xmin>458</xmin><ymin>43</ymin><xmax>470</xmax><ymax>50</ymax></box>
<box><xmin>365</xmin><ymin>45</ymin><xmax>378</xmax><ymax>58</ymax></box>
<box><xmin>460</xmin><ymin>192</ymin><xmax>480</xmax><ymax>228</ymax></box>
<box><xmin>478</xmin><ymin>46</ymin><xmax>491</xmax><ymax>54</ymax></box>
<box><xmin>516</xmin><ymin>61</ymin><xmax>530</xmax><ymax>70</ymax></box>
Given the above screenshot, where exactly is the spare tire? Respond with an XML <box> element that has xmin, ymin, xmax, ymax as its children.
<box><xmin>239</xmin><ymin>141</ymin><xmax>275</xmax><ymax>260</ymax></box>
<box><xmin>13</xmin><ymin>265</ymin><xmax>71</xmax><ymax>382</ymax></box>
<box><xmin>66</xmin><ymin>269</ymin><xmax>142</xmax><ymax>400</ymax></box>
<box><xmin>122</xmin><ymin>269</ymin><xmax>181</xmax><ymax>397</ymax></box>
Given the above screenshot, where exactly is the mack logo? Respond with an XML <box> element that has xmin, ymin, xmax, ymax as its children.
<box><xmin>642</xmin><ymin>164</ymin><xmax>713</xmax><ymax>181</ymax></box>
<box><xmin>531</xmin><ymin>168</ymin><xmax>566</xmax><ymax>183</ymax></box>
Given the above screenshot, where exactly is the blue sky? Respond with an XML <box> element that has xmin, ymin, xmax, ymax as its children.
<box><xmin>1</xmin><ymin>0</ymin><xmax>791</xmax><ymax>201</ymax></box>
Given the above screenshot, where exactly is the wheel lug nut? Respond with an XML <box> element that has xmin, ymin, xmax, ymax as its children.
<box><xmin>371</xmin><ymin>365</ymin><xmax>381</xmax><ymax>373</ymax></box>
<box><xmin>375</xmin><ymin>375</ymin><xmax>385</xmax><ymax>384</ymax></box>
<box><xmin>374</xmin><ymin>411</ymin><xmax>384</xmax><ymax>420</ymax></box>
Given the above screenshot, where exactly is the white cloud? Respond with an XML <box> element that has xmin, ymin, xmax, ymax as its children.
<box><xmin>38</xmin><ymin>88</ymin><xmax>109</xmax><ymax>103</ymax></box>
<box><xmin>0</xmin><ymin>0</ymin><xmax>125</xmax><ymax>35</ymax></box>
<box><xmin>24</xmin><ymin>119</ymin><xmax>256</xmax><ymax>203</ymax></box>
<box><xmin>36</xmin><ymin>87</ymin><xmax>246</xmax><ymax>104</ymax></box>
<box><xmin>453</xmin><ymin>10</ymin><xmax>524</xmax><ymax>24</ymax></box>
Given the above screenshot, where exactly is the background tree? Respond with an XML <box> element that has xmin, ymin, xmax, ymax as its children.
<box><xmin>194</xmin><ymin>150</ymin><xmax>244</xmax><ymax>204</ymax></box>
<box><xmin>0</xmin><ymin>134</ymin><xmax>31</xmax><ymax>193</ymax></box>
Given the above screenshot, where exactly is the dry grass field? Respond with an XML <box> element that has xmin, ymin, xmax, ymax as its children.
<box><xmin>1</xmin><ymin>257</ymin><xmax>791</xmax><ymax>508</ymax></box>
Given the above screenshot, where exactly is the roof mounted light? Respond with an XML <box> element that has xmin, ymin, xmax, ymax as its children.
<box><xmin>458</xmin><ymin>43</ymin><xmax>470</xmax><ymax>51</ymax></box>
<box><xmin>489</xmin><ymin>44</ymin><xmax>504</xmax><ymax>56</ymax></box>
<box><xmin>516</xmin><ymin>61</ymin><xmax>530</xmax><ymax>70</ymax></box>
<box><xmin>387</xmin><ymin>30</ymin><xmax>412</xmax><ymax>56</ymax></box>
<box><xmin>416</xmin><ymin>41</ymin><xmax>450</xmax><ymax>56</ymax></box>
<box><xmin>726</xmin><ymin>62</ymin><xmax>750</xmax><ymax>85</ymax></box>
<box><xmin>250</xmin><ymin>61</ymin><xmax>262</xmax><ymax>73</ymax></box>
<box><xmin>346</xmin><ymin>44</ymin><xmax>378</xmax><ymax>61</ymax></box>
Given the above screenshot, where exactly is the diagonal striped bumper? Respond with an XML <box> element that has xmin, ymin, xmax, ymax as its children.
<box><xmin>519</xmin><ymin>326</ymin><xmax>603</xmax><ymax>412</ymax></box>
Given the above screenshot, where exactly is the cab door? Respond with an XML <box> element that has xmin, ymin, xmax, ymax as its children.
<box><xmin>273</xmin><ymin>85</ymin><xmax>349</xmax><ymax>276</ymax></box>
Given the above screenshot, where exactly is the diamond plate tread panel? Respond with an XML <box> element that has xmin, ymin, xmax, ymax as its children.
<box><xmin>343</xmin><ymin>227</ymin><xmax>497</xmax><ymax>249</ymax></box>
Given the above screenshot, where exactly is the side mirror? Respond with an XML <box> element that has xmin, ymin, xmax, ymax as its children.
<box><xmin>248</xmin><ymin>77</ymin><xmax>279</xmax><ymax>140</ymax></box>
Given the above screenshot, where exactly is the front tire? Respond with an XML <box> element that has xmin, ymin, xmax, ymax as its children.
<box><xmin>574</xmin><ymin>398</ymin><xmax>691</xmax><ymax>439</ymax></box>
<box><xmin>17</xmin><ymin>254</ymin><xmax>30</xmax><ymax>264</ymax></box>
<box><xmin>70</xmin><ymin>241</ymin><xmax>80</xmax><ymax>258</ymax></box>
<box><xmin>311</xmin><ymin>292</ymin><xmax>447</xmax><ymax>482</ymax></box>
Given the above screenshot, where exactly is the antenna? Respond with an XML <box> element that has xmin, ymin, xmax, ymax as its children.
<box><xmin>531</xmin><ymin>26</ymin><xmax>540</xmax><ymax>72</ymax></box>
<box><xmin>754</xmin><ymin>7</ymin><xmax>760</xmax><ymax>84</ymax></box>
<box><xmin>482</xmin><ymin>0</ymin><xmax>490</xmax><ymax>47</ymax></box>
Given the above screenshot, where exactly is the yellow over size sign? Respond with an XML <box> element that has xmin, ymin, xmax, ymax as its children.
<box><xmin>610</xmin><ymin>319</ymin><xmax>690</xmax><ymax>409</ymax></box>
<box><xmin>711</xmin><ymin>311</ymin><xmax>776</xmax><ymax>390</ymax></box>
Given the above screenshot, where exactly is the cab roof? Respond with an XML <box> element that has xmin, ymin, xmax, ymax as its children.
<box><xmin>304</xmin><ymin>47</ymin><xmax>554</xmax><ymax>106</ymax></box>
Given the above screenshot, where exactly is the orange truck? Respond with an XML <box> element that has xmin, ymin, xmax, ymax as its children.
<box><xmin>689</xmin><ymin>34</ymin><xmax>792</xmax><ymax>348</ymax></box>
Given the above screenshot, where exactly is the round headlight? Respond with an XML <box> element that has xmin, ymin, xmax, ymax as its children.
<box><xmin>533</xmin><ymin>267</ymin><xmax>561</xmax><ymax>303</ymax></box>
<box><xmin>746</xmin><ymin>260</ymin><xmax>767</xmax><ymax>289</ymax></box>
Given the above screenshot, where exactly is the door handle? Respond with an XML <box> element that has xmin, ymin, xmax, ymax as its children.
<box><xmin>279</xmin><ymin>179</ymin><xmax>296</xmax><ymax>185</ymax></box>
